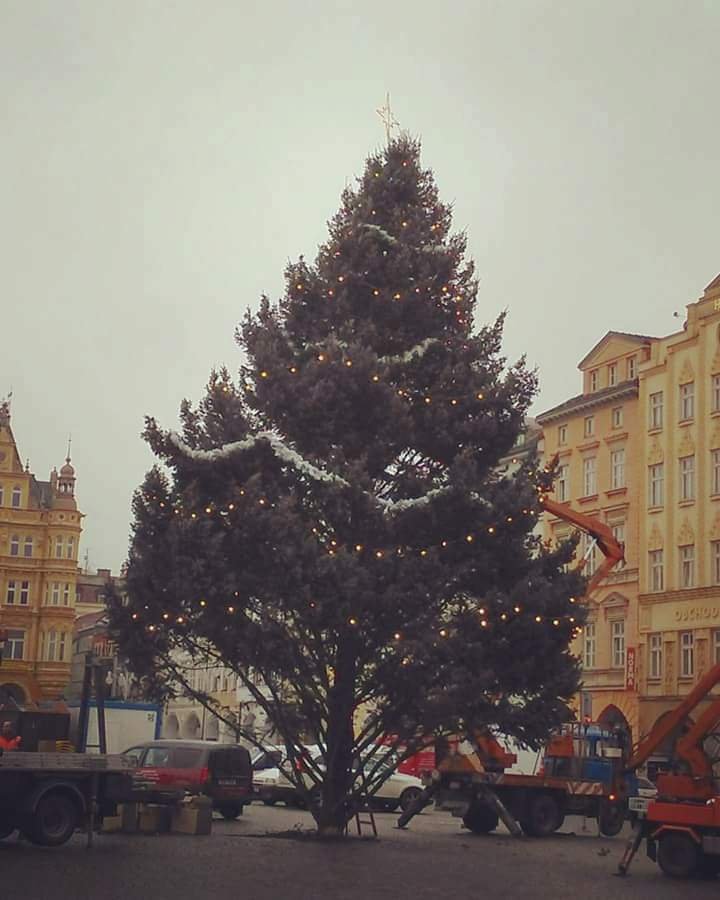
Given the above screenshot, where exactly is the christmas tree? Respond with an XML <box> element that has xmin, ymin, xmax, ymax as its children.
<box><xmin>110</xmin><ymin>135</ymin><xmax>585</xmax><ymax>834</ymax></box>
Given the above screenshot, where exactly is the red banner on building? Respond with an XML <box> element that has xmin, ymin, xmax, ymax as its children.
<box><xmin>626</xmin><ymin>647</ymin><xmax>636</xmax><ymax>691</ymax></box>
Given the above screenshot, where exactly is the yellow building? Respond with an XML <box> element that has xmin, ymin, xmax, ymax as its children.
<box><xmin>0</xmin><ymin>399</ymin><xmax>82</xmax><ymax>704</ymax></box>
<box><xmin>636</xmin><ymin>273</ymin><xmax>720</xmax><ymax>742</ymax></box>
<box><xmin>537</xmin><ymin>333</ymin><xmax>654</xmax><ymax>739</ymax></box>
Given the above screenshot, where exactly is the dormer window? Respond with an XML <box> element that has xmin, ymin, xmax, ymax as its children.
<box><xmin>627</xmin><ymin>356</ymin><xmax>637</xmax><ymax>380</ymax></box>
<box><xmin>608</xmin><ymin>363</ymin><xmax>617</xmax><ymax>387</ymax></box>
<box><xmin>589</xmin><ymin>370</ymin><xmax>599</xmax><ymax>392</ymax></box>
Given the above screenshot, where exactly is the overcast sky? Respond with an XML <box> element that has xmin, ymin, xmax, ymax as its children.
<box><xmin>2</xmin><ymin>0</ymin><xmax>719</xmax><ymax>573</ymax></box>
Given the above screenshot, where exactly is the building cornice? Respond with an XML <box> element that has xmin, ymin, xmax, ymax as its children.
<box><xmin>537</xmin><ymin>382</ymin><xmax>638</xmax><ymax>425</ymax></box>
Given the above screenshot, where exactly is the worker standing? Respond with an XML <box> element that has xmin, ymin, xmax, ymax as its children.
<box><xmin>0</xmin><ymin>720</ymin><xmax>21</xmax><ymax>751</ymax></box>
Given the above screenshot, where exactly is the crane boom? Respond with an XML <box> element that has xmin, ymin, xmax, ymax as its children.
<box><xmin>624</xmin><ymin>661</ymin><xmax>720</xmax><ymax>774</ymax></box>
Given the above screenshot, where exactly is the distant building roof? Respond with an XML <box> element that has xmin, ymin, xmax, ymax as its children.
<box><xmin>577</xmin><ymin>330</ymin><xmax>658</xmax><ymax>370</ymax></box>
<box><xmin>536</xmin><ymin>379</ymin><xmax>638</xmax><ymax>424</ymax></box>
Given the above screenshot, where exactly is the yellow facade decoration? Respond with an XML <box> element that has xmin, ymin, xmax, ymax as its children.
<box><xmin>0</xmin><ymin>400</ymin><xmax>82</xmax><ymax>704</ymax></box>
<box><xmin>538</xmin><ymin>270</ymin><xmax>720</xmax><ymax>748</ymax></box>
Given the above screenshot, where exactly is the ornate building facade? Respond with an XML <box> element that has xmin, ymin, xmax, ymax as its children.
<box><xmin>537</xmin><ymin>271</ymin><xmax>720</xmax><ymax>753</ymax></box>
<box><xmin>0</xmin><ymin>400</ymin><xmax>82</xmax><ymax>703</ymax></box>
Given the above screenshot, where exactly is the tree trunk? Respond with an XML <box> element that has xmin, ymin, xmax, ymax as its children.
<box><xmin>314</xmin><ymin>644</ymin><xmax>356</xmax><ymax>835</ymax></box>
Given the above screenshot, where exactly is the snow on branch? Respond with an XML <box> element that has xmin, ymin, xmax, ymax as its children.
<box><xmin>166</xmin><ymin>431</ymin><xmax>456</xmax><ymax>516</ymax></box>
<box><xmin>360</xmin><ymin>223</ymin><xmax>397</xmax><ymax>244</ymax></box>
<box><xmin>379</xmin><ymin>338</ymin><xmax>437</xmax><ymax>365</ymax></box>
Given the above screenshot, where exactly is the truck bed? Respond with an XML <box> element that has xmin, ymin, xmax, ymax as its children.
<box><xmin>0</xmin><ymin>752</ymin><xmax>134</xmax><ymax>773</ymax></box>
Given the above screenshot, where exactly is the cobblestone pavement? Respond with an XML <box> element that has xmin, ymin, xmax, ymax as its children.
<box><xmin>2</xmin><ymin>803</ymin><xmax>717</xmax><ymax>900</ymax></box>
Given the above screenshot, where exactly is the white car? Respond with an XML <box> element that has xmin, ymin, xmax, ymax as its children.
<box><xmin>628</xmin><ymin>775</ymin><xmax>658</xmax><ymax>820</ymax></box>
<box><xmin>253</xmin><ymin>749</ymin><xmax>424</xmax><ymax>812</ymax></box>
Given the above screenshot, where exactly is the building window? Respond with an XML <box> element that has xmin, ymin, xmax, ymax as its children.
<box><xmin>612</xmin><ymin>406</ymin><xmax>623</xmax><ymax>428</ymax></box>
<box><xmin>0</xmin><ymin>486</ymin><xmax>4</xmax><ymax>506</ymax></box>
<box><xmin>649</xmin><ymin>391</ymin><xmax>664</xmax><ymax>430</ymax></box>
<box><xmin>23</xmin><ymin>536</ymin><xmax>33</xmax><ymax>558</ymax></box>
<box><xmin>47</xmin><ymin>629</ymin><xmax>57</xmax><ymax>662</ymax></box>
<box><xmin>581</xmin><ymin>533</ymin><xmax>598</xmax><ymax>576</ymax></box>
<box><xmin>9</xmin><ymin>535</ymin><xmax>19</xmax><ymax>557</ymax></box>
<box><xmin>679</xmin><ymin>545</ymin><xmax>695</xmax><ymax>589</ymax></box>
<box><xmin>63</xmin><ymin>583</ymin><xmax>71</xmax><ymax>606</ymax></box>
<box><xmin>51</xmin><ymin>582</ymin><xmax>60</xmax><ymax>606</ymax></box>
<box><xmin>627</xmin><ymin>356</ymin><xmax>637</xmax><ymax>379</ymax></box>
<box><xmin>55</xmin><ymin>536</ymin><xmax>64</xmax><ymax>559</ymax></box>
<box><xmin>5</xmin><ymin>581</ymin><xmax>16</xmax><ymax>605</ymax></box>
<box><xmin>558</xmin><ymin>424</ymin><xmax>567</xmax><ymax>446</ymax></box>
<box><xmin>11</xmin><ymin>486</ymin><xmax>21</xmax><ymax>508</ymax></box>
<box><xmin>679</xmin><ymin>382</ymin><xmax>695</xmax><ymax>421</ymax></box>
<box><xmin>611</xmin><ymin>523</ymin><xmax>626</xmax><ymax>567</ymax></box>
<box><xmin>611</xmin><ymin>620</ymin><xmax>625</xmax><ymax>669</ymax></box>
<box><xmin>713</xmin><ymin>374</ymin><xmax>720</xmax><ymax>413</ymax></box>
<box><xmin>583</xmin><ymin>457</ymin><xmax>597</xmax><ymax>497</ymax></box>
<box><xmin>6</xmin><ymin>630</ymin><xmax>25</xmax><ymax>661</ymax></box>
<box><xmin>608</xmin><ymin>364</ymin><xmax>617</xmax><ymax>387</ymax></box>
<box><xmin>713</xmin><ymin>541</ymin><xmax>720</xmax><ymax>586</ymax></box>
<box><xmin>714</xmin><ymin>630</ymin><xmax>720</xmax><ymax>665</ymax></box>
<box><xmin>679</xmin><ymin>456</ymin><xmax>695</xmax><ymax>502</ymax></box>
<box><xmin>59</xmin><ymin>631</ymin><xmax>66</xmax><ymax>663</ymax></box>
<box><xmin>19</xmin><ymin>581</ymin><xmax>29</xmax><ymax>605</ymax></box>
<box><xmin>648</xmin><ymin>463</ymin><xmax>664</xmax><ymax>507</ymax></box>
<box><xmin>590</xmin><ymin>370</ymin><xmax>599</xmax><ymax>392</ymax></box>
<box><xmin>649</xmin><ymin>549</ymin><xmax>664</xmax><ymax>592</ymax></box>
<box><xmin>649</xmin><ymin>633</ymin><xmax>663</xmax><ymax>679</ymax></box>
<box><xmin>712</xmin><ymin>449</ymin><xmax>720</xmax><ymax>496</ymax></box>
<box><xmin>680</xmin><ymin>631</ymin><xmax>694</xmax><ymax>678</ymax></box>
<box><xmin>556</xmin><ymin>464</ymin><xmax>569</xmax><ymax>502</ymax></box>
<box><xmin>583</xmin><ymin>623</ymin><xmax>596</xmax><ymax>669</ymax></box>
<box><xmin>611</xmin><ymin>449</ymin><xmax>626</xmax><ymax>489</ymax></box>
<box><xmin>584</xmin><ymin>416</ymin><xmax>595</xmax><ymax>438</ymax></box>
<box><xmin>66</xmin><ymin>536</ymin><xmax>75</xmax><ymax>560</ymax></box>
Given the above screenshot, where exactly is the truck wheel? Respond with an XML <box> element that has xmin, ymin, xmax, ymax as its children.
<box><xmin>462</xmin><ymin>802</ymin><xmax>499</xmax><ymax>834</ymax></box>
<box><xmin>598</xmin><ymin>801</ymin><xmax>626</xmax><ymax>837</ymax></box>
<box><xmin>219</xmin><ymin>805</ymin><xmax>242</xmax><ymax>820</ymax></box>
<box><xmin>658</xmin><ymin>832</ymin><xmax>700</xmax><ymax>879</ymax></box>
<box><xmin>399</xmin><ymin>787</ymin><xmax>424</xmax><ymax>813</ymax></box>
<box><xmin>28</xmin><ymin>792</ymin><xmax>79</xmax><ymax>847</ymax></box>
<box><xmin>521</xmin><ymin>794</ymin><xmax>562</xmax><ymax>837</ymax></box>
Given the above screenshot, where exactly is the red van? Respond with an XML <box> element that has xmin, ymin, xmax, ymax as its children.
<box><xmin>124</xmin><ymin>739</ymin><xmax>252</xmax><ymax>819</ymax></box>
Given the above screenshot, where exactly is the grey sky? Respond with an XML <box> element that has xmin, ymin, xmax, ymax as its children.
<box><xmin>2</xmin><ymin>0</ymin><xmax>719</xmax><ymax>572</ymax></box>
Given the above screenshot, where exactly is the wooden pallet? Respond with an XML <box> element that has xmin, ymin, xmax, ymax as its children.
<box><xmin>0</xmin><ymin>752</ymin><xmax>134</xmax><ymax>773</ymax></box>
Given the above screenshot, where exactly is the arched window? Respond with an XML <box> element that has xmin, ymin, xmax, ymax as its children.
<box><xmin>11</xmin><ymin>486</ymin><xmax>21</xmax><ymax>508</ymax></box>
<box><xmin>9</xmin><ymin>535</ymin><xmax>19</xmax><ymax>557</ymax></box>
<box><xmin>47</xmin><ymin>629</ymin><xmax>57</xmax><ymax>662</ymax></box>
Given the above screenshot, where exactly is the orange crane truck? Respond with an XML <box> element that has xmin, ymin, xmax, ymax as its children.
<box><xmin>617</xmin><ymin>661</ymin><xmax>720</xmax><ymax>879</ymax></box>
<box><xmin>419</xmin><ymin>487</ymin><xmax>633</xmax><ymax>837</ymax></box>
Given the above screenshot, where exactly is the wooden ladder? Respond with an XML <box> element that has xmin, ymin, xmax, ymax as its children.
<box><xmin>346</xmin><ymin>766</ymin><xmax>377</xmax><ymax>837</ymax></box>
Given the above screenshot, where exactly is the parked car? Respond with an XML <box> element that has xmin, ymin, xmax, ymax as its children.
<box><xmin>123</xmin><ymin>739</ymin><xmax>252</xmax><ymax>819</ymax></box>
<box><xmin>250</xmin><ymin>745</ymin><xmax>284</xmax><ymax>771</ymax></box>
<box><xmin>253</xmin><ymin>747</ymin><xmax>424</xmax><ymax>812</ymax></box>
<box><xmin>628</xmin><ymin>775</ymin><xmax>658</xmax><ymax>823</ymax></box>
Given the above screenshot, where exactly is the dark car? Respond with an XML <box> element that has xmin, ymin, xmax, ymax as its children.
<box><xmin>123</xmin><ymin>739</ymin><xmax>252</xmax><ymax>819</ymax></box>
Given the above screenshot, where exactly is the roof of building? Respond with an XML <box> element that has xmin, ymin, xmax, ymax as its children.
<box><xmin>577</xmin><ymin>330</ymin><xmax>658</xmax><ymax>369</ymax></box>
<box><xmin>29</xmin><ymin>477</ymin><xmax>55</xmax><ymax>509</ymax></box>
<box><xmin>705</xmin><ymin>272</ymin><xmax>720</xmax><ymax>293</ymax></box>
<box><xmin>536</xmin><ymin>379</ymin><xmax>638</xmax><ymax>424</ymax></box>
<box><xmin>75</xmin><ymin>610</ymin><xmax>108</xmax><ymax>631</ymax></box>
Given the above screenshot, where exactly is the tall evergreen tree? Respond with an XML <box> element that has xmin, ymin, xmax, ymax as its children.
<box><xmin>110</xmin><ymin>136</ymin><xmax>585</xmax><ymax>834</ymax></box>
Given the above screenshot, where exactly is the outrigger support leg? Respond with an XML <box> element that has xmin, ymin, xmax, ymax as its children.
<box><xmin>396</xmin><ymin>783</ymin><xmax>437</xmax><ymax>829</ymax></box>
<box><xmin>616</xmin><ymin>820</ymin><xmax>644</xmax><ymax>876</ymax></box>
<box><xmin>475</xmin><ymin>784</ymin><xmax>523</xmax><ymax>838</ymax></box>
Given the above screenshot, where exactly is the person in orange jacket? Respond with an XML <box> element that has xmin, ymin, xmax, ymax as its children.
<box><xmin>0</xmin><ymin>720</ymin><xmax>21</xmax><ymax>751</ymax></box>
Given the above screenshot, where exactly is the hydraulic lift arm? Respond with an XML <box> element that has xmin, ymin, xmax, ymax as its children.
<box><xmin>624</xmin><ymin>662</ymin><xmax>720</xmax><ymax>774</ymax></box>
